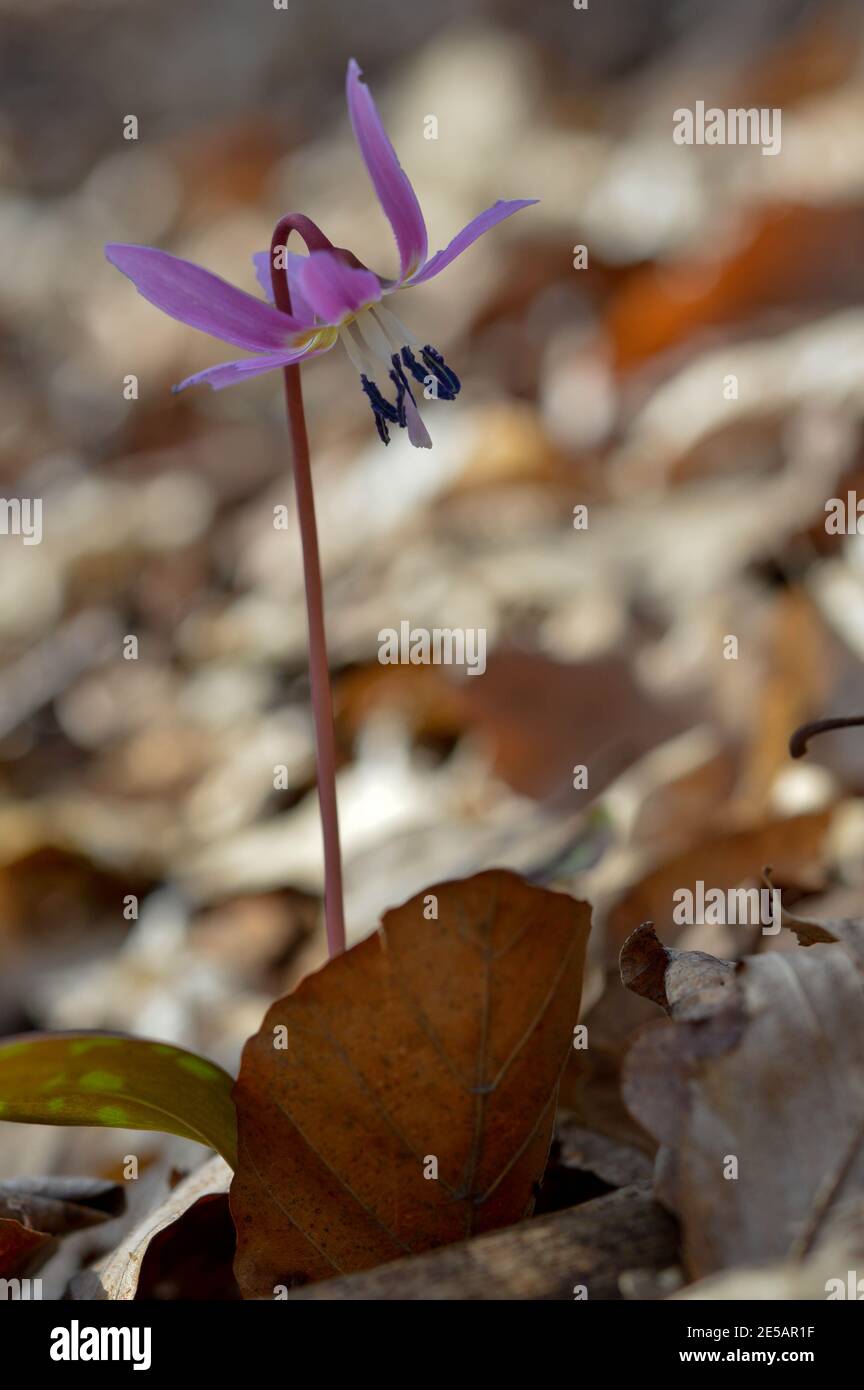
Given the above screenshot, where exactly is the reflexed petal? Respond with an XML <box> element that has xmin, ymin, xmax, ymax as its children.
<box><xmin>173</xmin><ymin>342</ymin><xmax>333</xmax><ymax>393</ymax></box>
<box><xmin>252</xmin><ymin>250</ymin><xmax>317</xmax><ymax>324</ymax></box>
<box><xmin>403</xmin><ymin>199</ymin><xmax>538</xmax><ymax>287</ymax></box>
<box><xmin>346</xmin><ymin>58</ymin><xmax>427</xmax><ymax>281</ymax></box>
<box><xmin>105</xmin><ymin>243</ymin><xmax>308</xmax><ymax>352</ymax></box>
<box><xmin>293</xmin><ymin>250</ymin><xmax>383</xmax><ymax>325</ymax></box>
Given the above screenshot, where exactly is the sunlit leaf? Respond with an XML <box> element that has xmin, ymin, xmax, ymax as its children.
<box><xmin>0</xmin><ymin>1033</ymin><xmax>237</xmax><ymax>1168</ymax></box>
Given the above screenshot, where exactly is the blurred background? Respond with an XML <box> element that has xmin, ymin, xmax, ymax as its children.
<box><xmin>3</xmin><ymin>0</ymin><xmax>864</xmax><ymax>1277</ymax></box>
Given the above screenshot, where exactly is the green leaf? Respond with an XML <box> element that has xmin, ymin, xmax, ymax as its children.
<box><xmin>0</xmin><ymin>1033</ymin><xmax>237</xmax><ymax>1168</ymax></box>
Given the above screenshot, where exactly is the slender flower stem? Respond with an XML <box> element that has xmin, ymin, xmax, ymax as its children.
<box><xmin>270</xmin><ymin>216</ymin><xmax>345</xmax><ymax>958</ymax></box>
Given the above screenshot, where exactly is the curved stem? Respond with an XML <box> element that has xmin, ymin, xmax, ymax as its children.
<box><xmin>270</xmin><ymin>216</ymin><xmax>346</xmax><ymax>958</ymax></box>
<box><xmin>789</xmin><ymin>715</ymin><xmax>864</xmax><ymax>760</ymax></box>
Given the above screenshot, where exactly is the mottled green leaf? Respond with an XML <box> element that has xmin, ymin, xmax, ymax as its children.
<box><xmin>0</xmin><ymin>1033</ymin><xmax>237</xmax><ymax>1167</ymax></box>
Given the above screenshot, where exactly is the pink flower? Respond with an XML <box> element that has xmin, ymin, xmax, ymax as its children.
<box><xmin>105</xmin><ymin>59</ymin><xmax>537</xmax><ymax>448</ymax></box>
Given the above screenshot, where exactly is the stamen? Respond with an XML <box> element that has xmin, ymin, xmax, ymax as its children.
<box><xmin>373</xmin><ymin>304</ymin><xmax>420</xmax><ymax>352</ymax></box>
<box><xmin>355</xmin><ymin>310</ymin><xmax>394</xmax><ymax>365</ymax></box>
<box><xmin>388</xmin><ymin>353</ymin><xmax>416</xmax><ymax>428</ymax></box>
<box><xmin>342</xmin><ymin>323</ymin><xmax>376</xmax><ymax>377</ymax></box>
<box><xmin>360</xmin><ymin>374</ymin><xmax>398</xmax><ymax>422</ymax></box>
<box><xmin>399</xmin><ymin>346</ymin><xmax>429</xmax><ymax>389</ymax></box>
<box><xmin>360</xmin><ymin>374</ymin><xmax>399</xmax><ymax>446</ymax></box>
<box><xmin>421</xmin><ymin>345</ymin><xmax>461</xmax><ymax>398</ymax></box>
<box><xmin>399</xmin><ymin>345</ymin><xmax>460</xmax><ymax>402</ymax></box>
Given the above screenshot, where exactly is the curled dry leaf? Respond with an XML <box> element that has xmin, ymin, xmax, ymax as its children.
<box><xmin>0</xmin><ymin>1176</ymin><xmax>124</xmax><ymax>1237</ymax></box>
<box><xmin>0</xmin><ymin>1176</ymin><xmax>125</xmax><ymax>1282</ymax></box>
<box><xmin>769</xmin><ymin>881</ymin><xmax>864</xmax><ymax>965</ymax></box>
<box><xmin>70</xmin><ymin>1154</ymin><xmax>232</xmax><ymax>1300</ymax></box>
<box><xmin>230</xmin><ymin>869</ymin><xmax>591</xmax><ymax>1297</ymax></box>
<box><xmin>620</xmin><ymin>922</ymin><xmax>864</xmax><ymax>1279</ymax></box>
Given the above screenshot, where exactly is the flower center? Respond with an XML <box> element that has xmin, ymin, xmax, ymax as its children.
<box><xmin>339</xmin><ymin>305</ymin><xmax>461</xmax><ymax>445</ymax></box>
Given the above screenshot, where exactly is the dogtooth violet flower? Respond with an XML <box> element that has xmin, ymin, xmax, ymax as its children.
<box><xmin>105</xmin><ymin>58</ymin><xmax>537</xmax><ymax>449</ymax></box>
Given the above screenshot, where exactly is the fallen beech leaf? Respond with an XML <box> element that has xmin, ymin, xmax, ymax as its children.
<box><xmin>674</xmin><ymin>1201</ymin><xmax>864</xmax><ymax>1300</ymax></box>
<box><xmin>339</xmin><ymin>650</ymin><xmax>690</xmax><ymax>804</ymax></box>
<box><xmin>619</xmin><ymin>922</ymin><xmax>737</xmax><ymax>1016</ymax></box>
<box><xmin>769</xmin><ymin>882</ymin><xmax>864</xmax><ymax>964</ymax></box>
<box><xmin>605</xmin><ymin>810</ymin><xmax>831</xmax><ymax>957</ymax></box>
<box><xmin>0</xmin><ymin>1033</ymin><xmax>237</xmax><ymax>1166</ymax></box>
<box><xmin>70</xmin><ymin>1154</ymin><xmax>232</xmax><ymax>1301</ymax></box>
<box><xmin>134</xmin><ymin>1187</ymin><xmax>239</xmax><ymax>1301</ymax></box>
<box><xmin>458</xmin><ymin>651</ymin><xmax>690</xmax><ymax>802</ymax></box>
<box><xmin>281</xmin><ymin>1184</ymin><xmax>676</xmax><ymax>1302</ymax></box>
<box><xmin>620</xmin><ymin>924</ymin><xmax>864</xmax><ymax>1278</ymax></box>
<box><xmin>552</xmin><ymin>1112</ymin><xmax>653</xmax><ymax>1191</ymax></box>
<box><xmin>0</xmin><ymin>1176</ymin><xmax>124</xmax><ymax>1236</ymax></box>
<box><xmin>0</xmin><ymin>1218</ymin><xmax>54</xmax><ymax>1279</ymax></box>
<box><xmin>607</xmin><ymin>205</ymin><xmax>864</xmax><ymax>372</ymax></box>
<box><xmin>230</xmin><ymin>869</ymin><xmax>591</xmax><ymax>1296</ymax></box>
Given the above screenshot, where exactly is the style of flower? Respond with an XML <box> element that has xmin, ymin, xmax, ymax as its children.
<box><xmin>105</xmin><ymin>58</ymin><xmax>537</xmax><ymax>448</ymax></box>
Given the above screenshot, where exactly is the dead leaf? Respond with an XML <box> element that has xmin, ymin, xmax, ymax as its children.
<box><xmin>674</xmin><ymin>1200</ymin><xmax>864</xmax><ymax>1300</ymax></box>
<box><xmin>769</xmin><ymin>881</ymin><xmax>864</xmax><ymax>964</ymax></box>
<box><xmin>0</xmin><ymin>1218</ymin><xmax>54</xmax><ymax>1279</ymax></box>
<box><xmin>605</xmin><ymin>810</ymin><xmax>832</xmax><ymax>957</ymax></box>
<box><xmin>70</xmin><ymin>1154</ymin><xmax>232</xmax><ymax>1300</ymax></box>
<box><xmin>230</xmin><ymin>869</ymin><xmax>591</xmax><ymax>1297</ymax></box>
<box><xmin>281</xmin><ymin>1183</ymin><xmax>676</xmax><ymax>1302</ymax></box>
<box><xmin>621</xmin><ymin>924</ymin><xmax>864</xmax><ymax>1278</ymax></box>
<box><xmin>134</xmin><ymin>1188</ymin><xmax>239</xmax><ymax>1300</ymax></box>
<box><xmin>607</xmin><ymin>205</ymin><xmax>864</xmax><ymax>373</ymax></box>
<box><xmin>0</xmin><ymin>1175</ymin><xmax>124</xmax><ymax>1235</ymax></box>
<box><xmin>458</xmin><ymin>650</ymin><xmax>691</xmax><ymax>802</ymax></box>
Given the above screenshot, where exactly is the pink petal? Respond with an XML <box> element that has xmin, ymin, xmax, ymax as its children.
<box><xmin>292</xmin><ymin>249</ymin><xmax>383</xmax><ymax>325</ymax></box>
<box><xmin>252</xmin><ymin>250</ymin><xmax>317</xmax><ymax>324</ymax></box>
<box><xmin>346</xmin><ymin>58</ymin><xmax>427</xmax><ymax>281</ymax></box>
<box><xmin>173</xmin><ymin>343</ymin><xmax>333</xmax><ymax>393</ymax></box>
<box><xmin>404</xmin><ymin>199</ymin><xmax>538</xmax><ymax>288</ymax></box>
<box><xmin>105</xmin><ymin>244</ymin><xmax>308</xmax><ymax>353</ymax></box>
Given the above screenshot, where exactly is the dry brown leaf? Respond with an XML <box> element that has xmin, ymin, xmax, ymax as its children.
<box><xmin>605</xmin><ymin>810</ymin><xmax>832</xmax><ymax>958</ymax></box>
<box><xmin>771</xmin><ymin>883</ymin><xmax>864</xmax><ymax>965</ymax></box>
<box><xmin>733</xmin><ymin>589</ymin><xmax>836</xmax><ymax>817</ymax></box>
<box><xmin>230</xmin><ymin>869</ymin><xmax>591</xmax><ymax>1297</ymax></box>
<box><xmin>0</xmin><ymin>1218</ymin><xmax>55</xmax><ymax>1279</ymax></box>
<box><xmin>606</xmin><ymin>205</ymin><xmax>864</xmax><ymax>373</ymax></box>
<box><xmin>70</xmin><ymin>1155</ymin><xmax>232</xmax><ymax>1300</ymax></box>
<box><xmin>620</xmin><ymin>923</ymin><xmax>864</xmax><ymax>1279</ymax></box>
<box><xmin>673</xmin><ymin>1201</ymin><xmax>864</xmax><ymax>1300</ymax></box>
<box><xmin>458</xmin><ymin>651</ymin><xmax>691</xmax><ymax>802</ymax></box>
<box><xmin>0</xmin><ymin>1176</ymin><xmax>124</xmax><ymax>1236</ymax></box>
<box><xmin>280</xmin><ymin>1184</ymin><xmax>676</xmax><ymax>1302</ymax></box>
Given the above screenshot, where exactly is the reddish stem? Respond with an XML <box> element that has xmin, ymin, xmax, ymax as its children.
<box><xmin>270</xmin><ymin>215</ymin><xmax>346</xmax><ymax>958</ymax></box>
